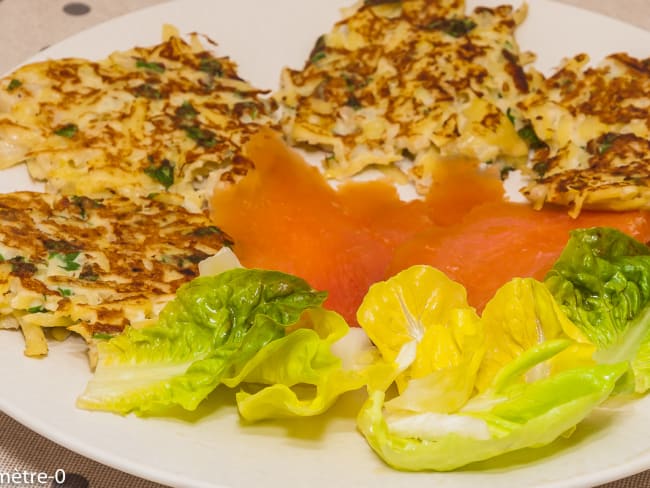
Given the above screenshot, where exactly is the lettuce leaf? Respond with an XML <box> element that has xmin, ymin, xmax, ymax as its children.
<box><xmin>77</xmin><ymin>269</ymin><xmax>326</xmax><ymax>415</ymax></box>
<box><xmin>357</xmin><ymin>268</ymin><xmax>627</xmax><ymax>470</ymax></box>
<box><xmin>357</xmin><ymin>340</ymin><xmax>627</xmax><ymax>471</ymax></box>
<box><xmin>545</xmin><ymin>227</ymin><xmax>650</xmax><ymax>391</ymax></box>
<box><xmin>223</xmin><ymin>308</ymin><xmax>393</xmax><ymax>421</ymax></box>
<box><xmin>356</xmin><ymin>265</ymin><xmax>484</xmax><ymax>413</ymax></box>
<box><xmin>632</xmin><ymin>328</ymin><xmax>650</xmax><ymax>392</ymax></box>
<box><xmin>476</xmin><ymin>278</ymin><xmax>594</xmax><ymax>392</ymax></box>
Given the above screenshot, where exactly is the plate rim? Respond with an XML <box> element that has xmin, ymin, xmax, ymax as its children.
<box><xmin>2</xmin><ymin>1</ymin><xmax>650</xmax><ymax>487</ymax></box>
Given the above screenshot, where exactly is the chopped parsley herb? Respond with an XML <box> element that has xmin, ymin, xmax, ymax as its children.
<box><xmin>133</xmin><ymin>83</ymin><xmax>163</xmax><ymax>100</ymax></box>
<box><xmin>234</xmin><ymin>101</ymin><xmax>260</xmax><ymax>120</ymax></box>
<box><xmin>425</xmin><ymin>18</ymin><xmax>477</xmax><ymax>37</ymax></box>
<box><xmin>62</xmin><ymin>254</ymin><xmax>81</xmax><ymax>271</ymax></box>
<box><xmin>506</xmin><ymin>108</ymin><xmax>516</xmax><ymax>125</ymax></box>
<box><xmin>70</xmin><ymin>195</ymin><xmax>101</xmax><ymax>220</ymax></box>
<box><xmin>57</xmin><ymin>287</ymin><xmax>73</xmax><ymax>297</ymax></box>
<box><xmin>342</xmin><ymin>73</ymin><xmax>356</xmax><ymax>91</ymax></box>
<box><xmin>72</xmin><ymin>196</ymin><xmax>88</xmax><ymax>219</ymax></box>
<box><xmin>92</xmin><ymin>333</ymin><xmax>114</xmax><ymax>340</ymax></box>
<box><xmin>175</xmin><ymin>101</ymin><xmax>199</xmax><ymax>120</ymax></box>
<box><xmin>50</xmin><ymin>252</ymin><xmax>81</xmax><ymax>272</ymax></box>
<box><xmin>345</xmin><ymin>95</ymin><xmax>362</xmax><ymax>109</ymax></box>
<box><xmin>500</xmin><ymin>165</ymin><xmax>515</xmax><ymax>181</ymax></box>
<box><xmin>598</xmin><ymin>133</ymin><xmax>619</xmax><ymax>154</ymax></box>
<box><xmin>7</xmin><ymin>79</ymin><xmax>22</xmax><ymax>91</ymax></box>
<box><xmin>54</xmin><ymin>123</ymin><xmax>78</xmax><ymax>138</ymax></box>
<box><xmin>135</xmin><ymin>58</ymin><xmax>166</xmax><ymax>73</ymax></box>
<box><xmin>517</xmin><ymin>123</ymin><xmax>547</xmax><ymax>150</ymax></box>
<box><xmin>311</xmin><ymin>51</ymin><xmax>326</xmax><ymax>64</ymax></box>
<box><xmin>309</xmin><ymin>35</ymin><xmax>327</xmax><ymax>65</ymax></box>
<box><xmin>401</xmin><ymin>148</ymin><xmax>416</xmax><ymax>161</ymax></box>
<box><xmin>342</xmin><ymin>73</ymin><xmax>371</xmax><ymax>93</ymax></box>
<box><xmin>532</xmin><ymin>161</ymin><xmax>549</xmax><ymax>177</ymax></box>
<box><xmin>245</xmin><ymin>103</ymin><xmax>259</xmax><ymax>120</ymax></box>
<box><xmin>199</xmin><ymin>58</ymin><xmax>223</xmax><ymax>77</ymax></box>
<box><xmin>146</xmin><ymin>192</ymin><xmax>159</xmax><ymax>200</ymax></box>
<box><xmin>186</xmin><ymin>252</ymin><xmax>210</xmax><ymax>264</ymax></box>
<box><xmin>144</xmin><ymin>158</ymin><xmax>175</xmax><ymax>189</ymax></box>
<box><xmin>189</xmin><ymin>226</ymin><xmax>225</xmax><ymax>237</ymax></box>
<box><xmin>27</xmin><ymin>305</ymin><xmax>46</xmax><ymax>314</ymax></box>
<box><xmin>190</xmin><ymin>226</ymin><xmax>234</xmax><ymax>246</ymax></box>
<box><xmin>556</xmin><ymin>76</ymin><xmax>574</xmax><ymax>89</ymax></box>
<box><xmin>183</xmin><ymin>125</ymin><xmax>218</xmax><ymax>148</ymax></box>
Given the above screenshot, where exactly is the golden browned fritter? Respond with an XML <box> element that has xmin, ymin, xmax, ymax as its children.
<box><xmin>276</xmin><ymin>0</ymin><xmax>535</xmax><ymax>192</ymax></box>
<box><xmin>0</xmin><ymin>27</ymin><xmax>276</xmax><ymax>213</ymax></box>
<box><xmin>519</xmin><ymin>53</ymin><xmax>650</xmax><ymax>216</ymax></box>
<box><xmin>0</xmin><ymin>191</ymin><xmax>232</xmax><ymax>356</ymax></box>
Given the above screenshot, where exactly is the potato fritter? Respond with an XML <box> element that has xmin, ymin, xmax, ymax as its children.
<box><xmin>276</xmin><ymin>0</ymin><xmax>535</xmax><ymax>193</ymax></box>
<box><xmin>0</xmin><ymin>191</ymin><xmax>232</xmax><ymax>356</ymax></box>
<box><xmin>0</xmin><ymin>28</ymin><xmax>276</xmax><ymax>213</ymax></box>
<box><xmin>519</xmin><ymin>53</ymin><xmax>650</xmax><ymax>216</ymax></box>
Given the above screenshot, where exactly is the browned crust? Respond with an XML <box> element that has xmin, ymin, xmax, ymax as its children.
<box><xmin>0</xmin><ymin>192</ymin><xmax>232</xmax><ymax>337</ymax></box>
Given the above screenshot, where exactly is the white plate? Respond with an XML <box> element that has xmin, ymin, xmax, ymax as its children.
<box><xmin>2</xmin><ymin>1</ymin><xmax>650</xmax><ymax>487</ymax></box>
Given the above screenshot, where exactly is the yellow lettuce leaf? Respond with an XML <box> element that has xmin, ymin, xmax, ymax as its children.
<box><xmin>476</xmin><ymin>278</ymin><xmax>595</xmax><ymax>392</ymax></box>
<box><xmin>357</xmin><ymin>265</ymin><xmax>483</xmax><ymax>411</ymax></box>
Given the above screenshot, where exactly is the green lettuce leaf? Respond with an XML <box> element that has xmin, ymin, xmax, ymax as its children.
<box><xmin>357</xmin><ymin>340</ymin><xmax>627</xmax><ymax>471</ymax></box>
<box><xmin>544</xmin><ymin>227</ymin><xmax>650</xmax><ymax>391</ymax></box>
<box><xmin>632</xmin><ymin>327</ymin><xmax>650</xmax><ymax>392</ymax></box>
<box><xmin>76</xmin><ymin>269</ymin><xmax>326</xmax><ymax>415</ymax></box>
<box><xmin>223</xmin><ymin>308</ymin><xmax>394</xmax><ymax>421</ymax></box>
